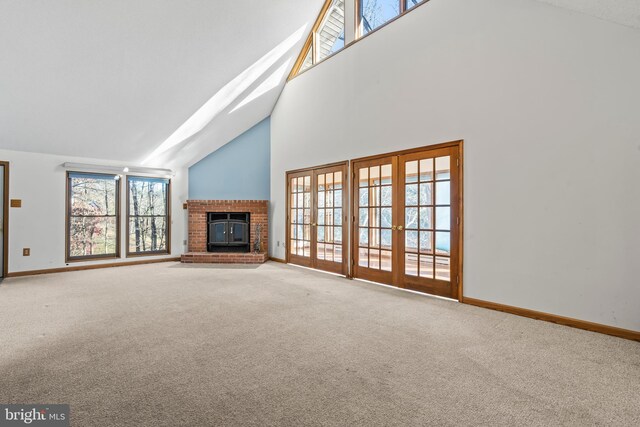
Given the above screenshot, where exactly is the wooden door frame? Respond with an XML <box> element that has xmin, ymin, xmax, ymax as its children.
<box><xmin>0</xmin><ymin>161</ymin><xmax>9</xmax><ymax>278</ymax></box>
<box><xmin>285</xmin><ymin>160</ymin><xmax>350</xmax><ymax>275</ymax></box>
<box><xmin>349</xmin><ymin>140</ymin><xmax>464</xmax><ymax>301</ymax></box>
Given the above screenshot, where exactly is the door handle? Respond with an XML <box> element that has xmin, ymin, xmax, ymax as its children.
<box><xmin>311</xmin><ymin>223</ymin><xmax>317</xmax><ymax>227</ymax></box>
<box><xmin>397</xmin><ymin>225</ymin><xmax>404</xmax><ymax>231</ymax></box>
<box><xmin>391</xmin><ymin>225</ymin><xmax>397</xmax><ymax>231</ymax></box>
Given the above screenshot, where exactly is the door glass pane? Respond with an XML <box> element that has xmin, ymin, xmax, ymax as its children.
<box><xmin>435</xmin><ymin>257</ymin><xmax>450</xmax><ymax>280</ymax></box>
<box><xmin>435</xmin><ymin>157</ymin><xmax>451</xmax><ymax>180</ymax></box>
<box><xmin>326</xmin><ymin>173</ymin><xmax>334</xmax><ymax>190</ymax></box>
<box><xmin>317</xmin><ymin>243</ymin><xmax>325</xmax><ymax>260</ymax></box>
<box><xmin>406</xmin><ymin>161</ymin><xmax>418</xmax><ymax>183</ymax></box>
<box><xmin>405</xmin><ymin>230</ymin><xmax>418</xmax><ymax>252</ymax></box>
<box><xmin>420</xmin><ymin>231</ymin><xmax>433</xmax><ymax>254</ymax></box>
<box><xmin>405</xmin><ymin>184</ymin><xmax>418</xmax><ymax>206</ymax></box>
<box><xmin>335</xmin><ymin>244</ymin><xmax>342</xmax><ymax>261</ymax></box>
<box><xmin>369</xmin><ymin>166</ymin><xmax>380</xmax><ymax>186</ymax></box>
<box><xmin>334</xmin><ymin>209</ymin><xmax>342</xmax><ymax>226</ymax></box>
<box><xmin>405</xmin><ymin>253</ymin><xmax>418</xmax><ymax>276</ymax></box>
<box><xmin>359</xmin><ymin>168</ymin><xmax>368</xmax><ymax>187</ymax></box>
<box><xmin>317</xmin><ymin>226</ymin><xmax>325</xmax><ymax>242</ymax></box>
<box><xmin>370</xmin><ymin>250</ymin><xmax>380</xmax><ymax>269</ymax></box>
<box><xmin>381</xmin><ymin>186</ymin><xmax>392</xmax><ymax>206</ymax></box>
<box><xmin>335</xmin><ymin>190</ymin><xmax>342</xmax><ymax>207</ymax></box>
<box><xmin>405</xmin><ymin>208</ymin><xmax>418</xmax><ymax>229</ymax></box>
<box><xmin>334</xmin><ymin>172</ymin><xmax>342</xmax><ymax>189</ymax></box>
<box><xmin>369</xmin><ymin>228</ymin><xmax>380</xmax><ymax>248</ymax></box>
<box><xmin>436</xmin><ymin>207</ymin><xmax>450</xmax><ymax>230</ymax></box>
<box><xmin>420</xmin><ymin>158</ymin><xmax>433</xmax><ymax>182</ymax></box>
<box><xmin>381</xmin><ymin>229</ymin><xmax>392</xmax><ymax>249</ymax></box>
<box><xmin>381</xmin><ymin>164</ymin><xmax>392</xmax><ymax>184</ymax></box>
<box><xmin>420</xmin><ymin>207</ymin><xmax>432</xmax><ymax>230</ymax></box>
<box><xmin>370</xmin><ymin>208</ymin><xmax>381</xmax><ymax>228</ymax></box>
<box><xmin>359</xmin><ymin>248</ymin><xmax>369</xmax><ymax>267</ymax></box>
<box><xmin>420</xmin><ymin>183</ymin><xmax>432</xmax><ymax>205</ymax></box>
<box><xmin>381</xmin><ymin>208</ymin><xmax>392</xmax><ymax>228</ymax></box>
<box><xmin>359</xmin><ymin>208</ymin><xmax>368</xmax><ymax>226</ymax></box>
<box><xmin>325</xmin><ymin>244</ymin><xmax>334</xmax><ymax>262</ymax></box>
<box><xmin>369</xmin><ymin>186</ymin><xmax>380</xmax><ymax>206</ymax></box>
<box><xmin>359</xmin><ymin>228</ymin><xmax>369</xmax><ymax>246</ymax></box>
<box><xmin>381</xmin><ymin>250</ymin><xmax>392</xmax><ymax>271</ymax></box>
<box><xmin>435</xmin><ymin>232</ymin><xmax>450</xmax><ymax>256</ymax></box>
<box><xmin>420</xmin><ymin>255</ymin><xmax>434</xmax><ymax>278</ymax></box>
<box><xmin>436</xmin><ymin>181</ymin><xmax>450</xmax><ymax>205</ymax></box>
<box><xmin>359</xmin><ymin>188</ymin><xmax>369</xmax><ymax>206</ymax></box>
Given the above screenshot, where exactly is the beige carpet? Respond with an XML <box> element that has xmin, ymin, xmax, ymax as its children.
<box><xmin>0</xmin><ymin>262</ymin><xmax>638</xmax><ymax>426</ymax></box>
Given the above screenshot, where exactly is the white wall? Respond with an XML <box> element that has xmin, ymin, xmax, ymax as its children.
<box><xmin>0</xmin><ymin>149</ymin><xmax>188</xmax><ymax>274</ymax></box>
<box><xmin>270</xmin><ymin>0</ymin><xmax>640</xmax><ymax>331</ymax></box>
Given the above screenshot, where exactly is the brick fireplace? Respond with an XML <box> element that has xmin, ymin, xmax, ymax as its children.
<box><xmin>181</xmin><ymin>200</ymin><xmax>268</xmax><ymax>264</ymax></box>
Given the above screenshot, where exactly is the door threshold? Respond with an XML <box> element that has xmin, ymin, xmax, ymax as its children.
<box><xmin>352</xmin><ymin>277</ymin><xmax>458</xmax><ymax>303</ymax></box>
<box><xmin>284</xmin><ymin>262</ymin><xmax>347</xmax><ymax>278</ymax></box>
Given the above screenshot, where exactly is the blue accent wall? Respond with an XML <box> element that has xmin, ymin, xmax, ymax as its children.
<box><xmin>189</xmin><ymin>118</ymin><xmax>270</xmax><ymax>200</ymax></box>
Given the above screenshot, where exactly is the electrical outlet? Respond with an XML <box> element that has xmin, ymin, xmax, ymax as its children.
<box><xmin>23</xmin><ymin>248</ymin><xmax>30</xmax><ymax>256</ymax></box>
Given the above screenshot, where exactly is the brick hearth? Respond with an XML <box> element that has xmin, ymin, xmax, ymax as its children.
<box><xmin>182</xmin><ymin>200</ymin><xmax>268</xmax><ymax>264</ymax></box>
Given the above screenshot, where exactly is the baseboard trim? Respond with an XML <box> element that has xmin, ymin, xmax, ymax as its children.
<box><xmin>269</xmin><ymin>257</ymin><xmax>287</xmax><ymax>264</ymax></box>
<box><xmin>462</xmin><ymin>297</ymin><xmax>640</xmax><ymax>342</ymax></box>
<box><xmin>6</xmin><ymin>257</ymin><xmax>181</xmax><ymax>278</ymax></box>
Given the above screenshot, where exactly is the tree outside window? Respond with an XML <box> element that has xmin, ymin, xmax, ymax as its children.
<box><xmin>127</xmin><ymin>177</ymin><xmax>170</xmax><ymax>255</ymax></box>
<box><xmin>67</xmin><ymin>172</ymin><xmax>119</xmax><ymax>260</ymax></box>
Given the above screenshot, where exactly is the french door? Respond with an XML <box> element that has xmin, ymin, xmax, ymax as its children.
<box><xmin>352</xmin><ymin>143</ymin><xmax>462</xmax><ymax>299</ymax></box>
<box><xmin>287</xmin><ymin>163</ymin><xmax>348</xmax><ymax>275</ymax></box>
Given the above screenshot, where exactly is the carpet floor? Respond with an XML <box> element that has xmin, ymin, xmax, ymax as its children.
<box><xmin>0</xmin><ymin>262</ymin><xmax>638</xmax><ymax>426</ymax></box>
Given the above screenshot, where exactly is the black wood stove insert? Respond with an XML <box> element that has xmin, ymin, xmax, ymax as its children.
<box><xmin>207</xmin><ymin>212</ymin><xmax>250</xmax><ymax>253</ymax></box>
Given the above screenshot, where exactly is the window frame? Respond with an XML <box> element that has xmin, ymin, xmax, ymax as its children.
<box><xmin>65</xmin><ymin>171</ymin><xmax>121</xmax><ymax>263</ymax></box>
<box><xmin>289</xmin><ymin>0</ymin><xmax>431</xmax><ymax>79</ymax></box>
<box><xmin>357</xmin><ymin>0</ymin><xmax>403</xmax><ymax>38</ymax></box>
<box><xmin>125</xmin><ymin>175</ymin><xmax>171</xmax><ymax>257</ymax></box>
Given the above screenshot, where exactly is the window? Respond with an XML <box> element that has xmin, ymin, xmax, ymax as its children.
<box><xmin>317</xmin><ymin>0</ymin><xmax>345</xmax><ymax>62</ymax></box>
<box><xmin>405</xmin><ymin>0</ymin><xmax>425</xmax><ymax>11</ymax></box>
<box><xmin>67</xmin><ymin>172</ymin><xmax>120</xmax><ymax>261</ymax></box>
<box><xmin>360</xmin><ymin>0</ymin><xmax>400</xmax><ymax>36</ymax></box>
<box><xmin>299</xmin><ymin>45</ymin><xmax>314</xmax><ymax>73</ymax></box>
<box><xmin>127</xmin><ymin>176</ymin><xmax>170</xmax><ymax>255</ymax></box>
<box><xmin>289</xmin><ymin>0</ymin><xmax>431</xmax><ymax>78</ymax></box>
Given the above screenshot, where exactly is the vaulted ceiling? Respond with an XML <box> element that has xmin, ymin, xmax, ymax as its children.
<box><xmin>1</xmin><ymin>0</ymin><xmax>637</xmax><ymax>169</ymax></box>
<box><xmin>0</xmin><ymin>0</ymin><xmax>323</xmax><ymax>167</ymax></box>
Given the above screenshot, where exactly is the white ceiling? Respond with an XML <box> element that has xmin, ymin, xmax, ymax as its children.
<box><xmin>0</xmin><ymin>0</ymin><xmax>323</xmax><ymax>167</ymax></box>
<box><xmin>534</xmin><ymin>0</ymin><xmax>640</xmax><ymax>29</ymax></box>
<box><xmin>1</xmin><ymin>0</ymin><xmax>637</xmax><ymax>168</ymax></box>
